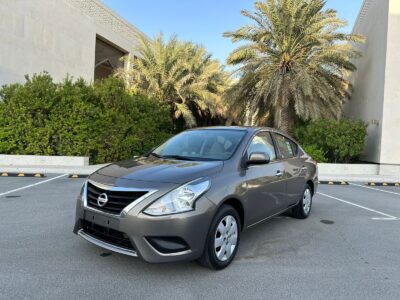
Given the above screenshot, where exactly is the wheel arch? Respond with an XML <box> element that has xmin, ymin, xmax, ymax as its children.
<box><xmin>306</xmin><ymin>179</ymin><xmax>314</xmax><ymax>195</ymax></box>
<box><xmin>218</xmin><ymin>197</ymin><xmax>245</xmax><ymax>231</ymax></box>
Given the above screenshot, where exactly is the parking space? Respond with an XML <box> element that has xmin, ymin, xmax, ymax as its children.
<box><xmin>0</xmin><ymin>176</ymin><xmax>48</xmax><ymax>195</ymax></box>
<box><xmin>318</xmin><ymin>184</ymin><xmax>400</xmax><ymax>219</ymax></box>
<box><xmin>0</xmin><ymin>176</ymin><xmax>399</xmax><ymax>299</ymax></box>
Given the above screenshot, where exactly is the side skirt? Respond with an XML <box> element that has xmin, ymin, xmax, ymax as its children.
<box><xmin>246</xmin><ymin>203</ymin><xmax>298</xmax><ymax>229</ymax></box>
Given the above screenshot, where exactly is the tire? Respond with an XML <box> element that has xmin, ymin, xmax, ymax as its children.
<box><xmin>291</xmin><ymin>184</ymin><xmax>313</xmax><ymax>219</ymax></box>
<box><xmin>198</xmin><ymin>205</ymin><xmax>241</xmax><ymax>270</ymax></box>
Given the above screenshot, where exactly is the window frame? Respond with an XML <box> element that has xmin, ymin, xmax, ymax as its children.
<box><xmin>244</xmin><ymin>130</ymin><xmax>278</xmax><ymax>162</ymax></box>
<box><xmin>271</xmin><ymin>132</ymin><xmax>300</xmax><ymax>160</ymax></box>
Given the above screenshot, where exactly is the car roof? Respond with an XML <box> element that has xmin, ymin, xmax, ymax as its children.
<box><xmin>188</xmin><ymin>126</ymin><xmax>280</xmax><ymax>134</ymax></box>
<box><xmin>187</xmin><ymin>126</ymin><xmax>298</xmax><ymax>143</ymax></box>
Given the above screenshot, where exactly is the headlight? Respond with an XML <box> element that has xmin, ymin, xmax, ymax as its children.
<box><xmin>79</xmin><ymin>181</ymin><xmax>87</xmax><ymax>202</ymax></box>
<box><xmin>143</xmin><ymin>178</ymin><xmax>211</xmax><ymax>216</ymax></box>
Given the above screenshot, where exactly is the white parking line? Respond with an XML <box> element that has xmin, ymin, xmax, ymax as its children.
<box><xmin>317</xmin><ymin>192</ymin><xmax>399</xmax><ymax>221</ymax></box>
<box><xmin>350</xmin><ymin>183</ymin><xmax>400</xmax><ymax>196</ymax></box>
<box><xmin>0</xmin><ymin>174</ymin><xmax>67</xmax><ymax>197</ymax></box>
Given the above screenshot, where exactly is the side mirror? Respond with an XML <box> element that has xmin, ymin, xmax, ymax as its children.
<box><xmin>247</xmin><ymin>152</ymin><xmax>270</xmax><ymax>165</ymax></box>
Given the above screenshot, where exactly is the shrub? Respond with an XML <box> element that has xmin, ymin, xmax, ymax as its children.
<box><xmin>302</xmin><ymin>145</ymin><xmax>328</xmax><ymax>163</ymax></box>
<box><xmin>0</xmin><ymin>73</ymin><xmax>173</xmax><ymax>163</ymax></box>
<box><xmin>294</xmin><ymin>119</ymin><xmax>368</xmax><ymax>163</ymax></box>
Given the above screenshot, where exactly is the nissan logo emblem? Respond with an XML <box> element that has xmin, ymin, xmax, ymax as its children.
<box><xmin>97</xmin><ymin>193</ymin><xmax>108</xmax><ymax>207</ymax></box>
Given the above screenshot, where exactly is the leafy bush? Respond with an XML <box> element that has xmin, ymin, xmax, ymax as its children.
<box><xmin>302</xmin><ymin>145</ymin><xmax>328</xmax><ymax>163</ymax></box>
<box><xmin>294</xmin><ymin>119</ymin><xmax>368</xmax><ymax>163</ymax></box>
<box><xmin>0</xmin><ymin>73</ymin><xmax>173</xmax><ymax>163</ymax></box>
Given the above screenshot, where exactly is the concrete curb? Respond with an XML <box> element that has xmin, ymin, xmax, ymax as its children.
<box><xmin>1</xmin><ymin>164</ymin><xmax>398</xmax><ymax>184</ymax></box>
<box><xmin>0</xmin><ymin>154</ymin><xmax>89</xmax><ymax>167</ymax></box>
<box><xmin>1</xmin><ymin>172</ymin><xmax>46</xmax><ymax>178</ymax></box>
<box><xmin>0</xmin><ymin>164</ymin><xmax>108</xmax><ymax>175</ymax></box>
<box><xmin>319</xmin><ymin>175</ymin><xmax>400</xmax><ymax>183</ymax></box>
<box><xmin>319</xmin><ymin>181</ymin><xmax>349</xmax><ymax>185</ymax></box>
<box><xmin>318</xmin><ymin>163</ymin><xmax>400</xmax><ymax>177</ymax></box>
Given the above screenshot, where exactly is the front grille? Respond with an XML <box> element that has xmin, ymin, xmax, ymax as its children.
<box><xmin>86</xmin><ymin>182</ymin><xmax>148</xmax><ymax>214</ymax></box>
<box><xmin>82</xmin><ymin>220</ymin><xmax>134</xmax><ymax>250</ymax></box>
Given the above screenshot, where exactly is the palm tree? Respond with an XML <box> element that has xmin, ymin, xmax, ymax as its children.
<box><xmin>117</xmin><ymin>33</ymin><xmax>229</xmax><ymax>128</ymax></box>
<box><xmin>224</xmin><ymin>0</ymin><xmax>364</xmax><ymax>133</ymax></box>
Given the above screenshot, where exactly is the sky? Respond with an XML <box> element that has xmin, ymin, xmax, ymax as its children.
<box><xmin>102</xmin><ymin>0</ymin><xmax>364</xmax><ymax>64</ymax></box>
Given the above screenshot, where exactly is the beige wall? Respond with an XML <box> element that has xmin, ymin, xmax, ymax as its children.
<box><xmin>0</xmin><ymin>0</ymin><xmax>140</xmax><ymax>85</ymax></box>
<box><xmin>345</xmin><ymin>0</ymin><xmax>400</xmax><ymax>165</ymax></box>
<box><xmin>0</xmin><ymin>0</ymin><xmax>96</xmax><ymax>84</ymax></box>
<box><xmin>380</xmin><ymin>0</ymin><xmax>400</xmax><ymax>164</ymax></box>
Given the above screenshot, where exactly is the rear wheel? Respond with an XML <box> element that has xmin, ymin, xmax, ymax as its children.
<box><xmin>291</xmin><ymin>184</ymin><xmax>312</xmax><ymax>219</ymax></box>
<box><xmin>198</xmin><ymin>205</ymin><xmax>240</xmax><ymax>270</ymax></box>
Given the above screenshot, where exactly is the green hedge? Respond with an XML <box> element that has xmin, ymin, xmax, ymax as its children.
<box><xmin>0</xmin><ymin>73</ymin><xmax>173</xmax><ymax>164</ymax></box>
<box><xmin>301</xmin><ymin>145</ymin><xmax>328</xmax><ymax>163</ymax></box>
<box><xmin>294</xmin><ymin>119</ymin><xmax>368</xmax><ymax>163</ymax></box>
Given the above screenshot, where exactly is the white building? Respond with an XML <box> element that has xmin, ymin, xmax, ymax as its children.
<box><xmin>345</xmin><ymin>0</ymin><xmax>400</xmax><ymax>165</ymax></box>
<box><xmin>0</xmin><ymin>0</ymin><xmax>143</xmax><ymax>85</ymax></box>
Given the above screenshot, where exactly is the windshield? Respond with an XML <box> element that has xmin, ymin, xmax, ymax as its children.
<box><xmin>151</xmin><ymin>129</ymin><xmax>246</xmax><ymax>161</ymax></box>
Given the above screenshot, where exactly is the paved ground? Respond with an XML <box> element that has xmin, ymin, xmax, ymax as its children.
<box><xmin>0</xmin><ymin>175</ymin><xmax>399</xmax><ymax>300</ymax></box>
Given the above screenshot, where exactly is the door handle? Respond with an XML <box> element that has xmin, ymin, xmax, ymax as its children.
<box><xmin>294</xmin><ymin>166</ymin><xmax>307</xmax><ymax>172</ymax></box>
<box><xmin>276</xmin><ymin>170</ymin><xmax>283</xmax><ymax>177</ymax></box>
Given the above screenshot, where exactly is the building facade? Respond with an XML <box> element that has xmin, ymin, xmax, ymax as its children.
<box><xmin>0</xmin><ymin>0</ymin><xmax>143</xmax><ymax>85</ymax></box>
<box><xmin>345</xmin><ymin>0</ymin><xmax>400</xmax><ymax>165</ymax></box>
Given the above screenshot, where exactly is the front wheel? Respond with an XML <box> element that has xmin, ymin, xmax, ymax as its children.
<box><xmin>291</xmin><ymin>184</ymin><xmax>312</xmax><ymax>219</ymax></box>
<box><xmin>198</xmin><ymin>205</ymin><xmax>240</xmax><ymax>270</ymax></box>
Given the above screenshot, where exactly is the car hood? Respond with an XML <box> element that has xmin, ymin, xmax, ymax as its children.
<box><xmin>93</xmin><ymin>157</ymin><xmax>224</xmax><ymax>184</ymax></box>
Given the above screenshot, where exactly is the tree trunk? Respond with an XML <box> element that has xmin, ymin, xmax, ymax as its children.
<box><xmin>274</xmin><ymin>103</ymin><xmax>295</xmax><ymax>135</ymax></box>
<box><xmin>244</xmin><ymin>101</ymin><xmax>260</xmax><ymax>126</ymax></box>
<box><xmin>244</xmin><ymin>105</ymin><xmax>251</xmax><ymax>126</ymax></box>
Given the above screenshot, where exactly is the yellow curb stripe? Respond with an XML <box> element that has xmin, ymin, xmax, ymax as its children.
<box><xmin>68</xmin><ymin>174</ymin><xmax>88</xmax><ymax>178</ymax></box>
<box><xmin>319</xmin><ymin>181</ymin><xmax>348</xmax><ymax>185</ymax></box>
<box><xmin>0</xmin><ymin>173</ymin><xmax>45</xmax><ymax>177</ymax></box>
<box><xmin>367</xmin><ymin>182</ymin><xmax>400</xmax><ymax>187</ymax></box>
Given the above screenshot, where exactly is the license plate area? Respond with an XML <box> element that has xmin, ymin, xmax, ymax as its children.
<box><xmin>84</xmin><ymin>210</ymin><xmax>120</xmax><ymax>230</ymax></box>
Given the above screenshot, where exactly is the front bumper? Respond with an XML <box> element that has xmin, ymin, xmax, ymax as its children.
<box><xmin>77</xmin><ymin>229</ymin><xmax>138</xmax><ymax>257</ymax></box>
<box><xmin>73</xmin><ymin>185</ymin><xmax>216</xmax><ymax>263</ymax></box>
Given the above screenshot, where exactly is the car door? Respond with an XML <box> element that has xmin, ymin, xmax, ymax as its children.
<box><xmin>272</xmin><ymin>133</ymin><xmax>306</xmax><ymax>207</ymax></box>
<box><xmin>244</xmin><ymin>131</ymin><xmax>287</xmax><ymax>225</ymax></box>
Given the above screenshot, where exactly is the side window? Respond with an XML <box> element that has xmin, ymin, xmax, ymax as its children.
<box><xmin>288</xmin><ymin>140</ymin><xmax>298</xmax><ymax>156</ymax></box>
<box><xmin>247</xmin><ymin>132</ymin><xmax>276</xmax><ymax>161</ymax></box>
<box><xmin>273</xmin><ymin>134</ymin><xmax>297</xmax><ymax>159</ymax></box>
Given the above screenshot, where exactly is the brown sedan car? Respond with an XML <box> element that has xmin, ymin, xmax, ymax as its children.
<box><xmin>74</xmin><ymin>126</ymin><xmax>318</xmax><ymax>269</ymax></box>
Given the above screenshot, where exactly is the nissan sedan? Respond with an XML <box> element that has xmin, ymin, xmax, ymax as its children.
<box><xmin>73</xmin><ymin>127</ymin><xmax>318</xmax><ymax>269</ymax></box>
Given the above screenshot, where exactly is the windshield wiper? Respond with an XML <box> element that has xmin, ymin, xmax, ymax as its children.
<box><xmin>161</xmin><ymin>155</ymin><xmax>195</xmax><ymax>161</ymax></box>
<box><xmin>148</xmin><ymin>153</ymin><xmax>195</xmax><ymax>161</ymax></box>
<box><xmin>148</xmin><ymin>152</ymin><xmax>163</xmax><ymax>158</ymax></box>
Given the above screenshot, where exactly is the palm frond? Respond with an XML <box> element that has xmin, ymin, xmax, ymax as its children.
<box><xmin>117</xmin><ymin>33</ymin><xmax>231</xmax><ymax>127</ymax></box>
<box><xmin>224</xmin><ymin>0</ymin><xmax>364</xmax><ymax>130</ymax></box>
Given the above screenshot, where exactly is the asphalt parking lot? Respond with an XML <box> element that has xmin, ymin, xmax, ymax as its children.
<box><xmin>0</xmin><ymin>175</ymin><xmax>399</xmax><ymax>299</ymax></box>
